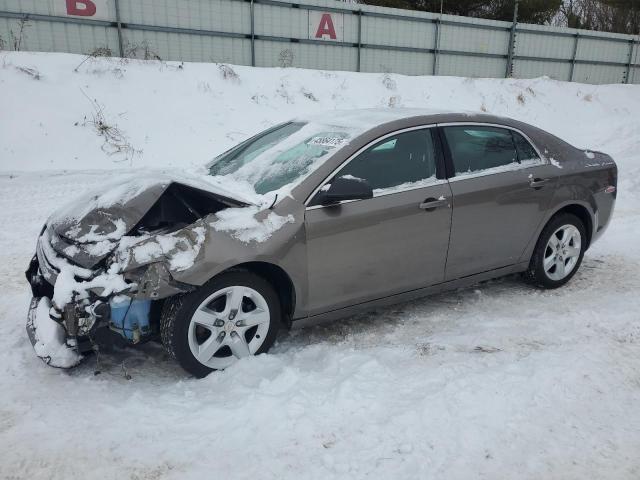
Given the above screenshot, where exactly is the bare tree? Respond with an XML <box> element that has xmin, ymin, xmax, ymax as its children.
<box><xmin>10</xmin><ymin>18</ymin><xmax>31</xmax><ymax>51</ymax></box>
<box><xmin>555</xmin><ymin>0</ymin><xmax>640</xmax><ymax>34</ymax></box>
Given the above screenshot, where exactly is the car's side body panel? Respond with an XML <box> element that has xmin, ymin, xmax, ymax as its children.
<box><xmin>304</xmin><ymin>182</ymin><xmax>453</xmax><ymax>316</ymax></box>
<box><xmin>288</xmin><ymin>113</ymin><xmax>617</xmax><ymax>323</ymax></box>
<box><xmin>444</xmin><ymin>165</ymin><xmax>558</xmax><ymax>280</ymax></box>
<box><xmin>434</xmin><ymin>122</ymin><xmax>559</xmax><ymax>280</ymax></box>
<box><xmin>166</xmin><ymin>199</ymin><xmax>311</xmax><ymax>319</ymax></box>
<box><xmin>293</xmin><ymin>262</ymin><xmax>529</xmax><ymax>328</ymax></box>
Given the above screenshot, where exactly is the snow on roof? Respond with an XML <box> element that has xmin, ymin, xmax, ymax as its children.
<box><xmin>295</xmin><ymin>108</ymin><xmax>458</xmax><ymax>131</ymax></box>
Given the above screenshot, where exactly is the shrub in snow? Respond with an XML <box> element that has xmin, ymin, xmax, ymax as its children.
<box><xmin>382</xmin><ymin>73</ymin><xmax>396</xmax><ymax>91</ymax></box>
<box><xmin>74</xmin><ymin>46</ymin><xmax>113</xmax><ymax>72</ymax></box>
<box><xmin>80</xmin><ymin>91</ymin><xmax>141</xmax><ymax>164</ymax></box>
<box><xmin>218</xmin><ymin>63</ymin><xmax>240</xmax><ymax>83</ymax></box>
<box><xmin>388</xmin><ymin>95</ymin><xmax>401</xmax><ymax>108</ymax></box>
<box><xmin>9</xmin><ymin>18</ymin><xmax>31</xmax><ymax>51</ymax></box>
<box><xmin>124</xmin><ymin>41</ymin><xmax>161</xmax><ymax>61</ymax></box>
<box><xmin>278</xmin><ymin>49</ymin><xmax>294</xmax><ymax>68</ymax></box>
<box><xmin>15</xmin><ymin>65</ymin><xmax>40</xmax><ymax>80</ymax></box>
<box><xmin>277</xmin><ymin>82</ymin><xmax>294</xmax><ymax>104</ymax></box>
<box><xmin>302</xmin><ymin>88</ymin><xmax>318</xmax><ymax>102</ymax></box>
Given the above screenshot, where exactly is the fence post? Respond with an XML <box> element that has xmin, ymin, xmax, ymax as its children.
<box><xmin>113</xmin><ymin>0</ymin><xmax>124</xmax><ymax>58</ymax></box>
<box><xmin>356</xmin><ymin>10</ymin><xmax>362</xmax><ymax>72</ymax></box>
<box><xmin>505</xmin><ymin>0</ymin><xmax>519</xmax><ymax>78</ymax></box>
<box><xmin>433</xmin><ymin>18</ymin><xmax>440</xmax><ymax>75</ymax></box>
<box><xmin>632</xmin><ymin>39</ymin><xmax>640</xmax><ymax>84</ymax></box>
<box><xmin>569</xmin><ymin>32</ymin><xmax>579</xmax><ymax>82</ymax></box>
<box><xmin>624</xmin><ymin>38</ymin><xmax>634</xmax><ymax>84</ymax></box>
<box><xmin>250</xmin><ymin>0</ymin><xmax>256</xmax><ymax>66</ymax></box>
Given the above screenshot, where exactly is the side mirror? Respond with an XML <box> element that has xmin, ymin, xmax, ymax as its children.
<box><xmin>316</xmin><ymin>175</ymin><xmax>373</xmax><ymax>206</ymax></box>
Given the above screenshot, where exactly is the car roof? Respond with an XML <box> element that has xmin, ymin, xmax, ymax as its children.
<box><xmin>295</xmin><ymin>108</ymin><xmax>513</xmax><ymax>132</ymax></box>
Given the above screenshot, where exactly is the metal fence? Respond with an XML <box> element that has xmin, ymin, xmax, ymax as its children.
<box><xmin>1</xmin><ymin>0</ymin><xmax>639</xmax><ymax>84</ymax></box>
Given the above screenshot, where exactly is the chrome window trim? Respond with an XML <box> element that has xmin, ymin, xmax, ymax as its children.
<box><xmin>304</xmin><ymin>121</ymin><xmax>547</xmax><ymax>210</ymax></box>
<box><xmin>437</xmin><ymin>122</ymin><xmax>547</xmax><ymax>183</ymax></box>
<box><xmin>304</xmin><ymin>124</ymin><xmax>439</xmax><ymax>209</ymax></box>
<box><xmin>305</xmin><ymin>179</ymin><xmax>449</xmax><ymax>211</ymax></box>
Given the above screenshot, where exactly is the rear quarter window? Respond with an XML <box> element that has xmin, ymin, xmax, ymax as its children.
<box><xmin>512</xmin><ymin>131</ymin><xmax>540</xmax><ymax>163</ymax></box>
<box><xmin>444</xmin><ymin>126</ymin><xmax>518</xmax><ymax>176</ymax></box>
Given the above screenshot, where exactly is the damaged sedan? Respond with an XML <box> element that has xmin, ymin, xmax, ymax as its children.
<box><xmin>26</xmin><ymin>109</ymin><xmax>617</xmax><ymax>377</ymax></box>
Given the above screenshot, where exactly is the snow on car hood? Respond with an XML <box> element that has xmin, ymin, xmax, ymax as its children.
<box><xmin>44</xmin><ymin>173</ymin><xmax>255</xmax><ymax>268</ymax></box>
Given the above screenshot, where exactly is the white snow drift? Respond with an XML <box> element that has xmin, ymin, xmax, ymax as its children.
<box><xmin>1</xmin><ymin>52</ymin><xmax>640</xmax><ymax>480</ymax></box>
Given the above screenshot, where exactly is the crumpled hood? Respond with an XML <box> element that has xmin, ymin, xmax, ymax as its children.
<box><xmin>49</xmin><ymin>178</ymin><xmax>170</xmax><ymax>244</ymax></box>
<box><xmin>44</xmin><ymin>174</ymin><xmax>251</xmax><ymax>269</ymax></box>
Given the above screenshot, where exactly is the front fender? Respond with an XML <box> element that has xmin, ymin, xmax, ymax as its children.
<box><xmin>168</xmin><ymin>199</ymin><xmax>309</xmax><ymax>319</ymax></box>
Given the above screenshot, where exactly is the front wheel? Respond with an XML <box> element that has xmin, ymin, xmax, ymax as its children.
<box><xmin>161</xmin><ymin>271</ymin><xmax>281</xmax><ymax>377</ymax></box>
<box><xmin>525</xmin><ymin>213</ymin><xmax>586</xmax><ymax>289</ymax></box>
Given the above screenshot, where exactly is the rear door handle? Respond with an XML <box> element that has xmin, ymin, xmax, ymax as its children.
<box><xmin>419</xmin><ymin>197</ymin><xmax>448</xmax><ymax>211</ymax></box>
<box><xmin>529</xmin><ymin>178</ymin><xmax>550</xmax><ymax>189</ymax></box>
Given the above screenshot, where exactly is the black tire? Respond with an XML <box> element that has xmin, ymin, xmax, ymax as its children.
<box><xmin>525</xmin><ymin>213</ymin><xmax>587</xmax><ymax>289</ymax></box>
<box><xmin>161</xmin><ymin>270</ymin><xmax>281</xmax><ymax>378</ymax></box>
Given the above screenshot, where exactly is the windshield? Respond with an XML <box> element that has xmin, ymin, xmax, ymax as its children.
<box><xmin>208</xmin><ymin>121</ymin><xmax>355</xmax><ymax>195</ymax></box>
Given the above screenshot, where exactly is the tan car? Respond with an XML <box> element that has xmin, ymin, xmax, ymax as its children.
<box><xmin>26</xmin><ymin>109</ymin><xmax>617</xmax><ymax>377</ymax></box>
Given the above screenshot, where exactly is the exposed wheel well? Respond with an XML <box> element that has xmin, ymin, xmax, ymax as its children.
<box><xmin>224</xmin><ymin>262</ymin><xmax>296</xmax><ymax>328</ymax></box>
<box><xmin>552</xmin><ymin>204</ymin><xmax>593</xmax><ymax>248</ymax></box>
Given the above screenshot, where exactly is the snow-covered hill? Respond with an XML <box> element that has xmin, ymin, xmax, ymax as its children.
<box><xmin>1</xmin><ymin>51</ymin><xmax>639</xmax><ymax>176</ymax></box>
<box><xmin>1</xmin><ymin>52</ymin><xmax>640</xmax><ymax>480</ymax></box>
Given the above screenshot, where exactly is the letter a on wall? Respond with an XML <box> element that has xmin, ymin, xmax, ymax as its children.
<box><xmin>308</xmin><ymin>12</ymin><xmax>344</xmax><ymax>42</ymax></box>
<box><xmin>52</xmin><ymin>0</ymin><xmax>110</xmax><ymax>20</ymax></box>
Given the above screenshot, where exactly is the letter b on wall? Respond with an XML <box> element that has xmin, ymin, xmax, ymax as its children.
<box><xmin>308</xmin><ymin>12</ymin><xmax>344</xmax><ymax>42</ymax></box>
<box><xmin>53</xmin><ymin>0</ymin><xmax>109</xmax><ymax>20</ymax></box>
<box><xmin>66</xmin><ymin>0</ymin><xmax>96</xmax><ymax>16</ymax></box>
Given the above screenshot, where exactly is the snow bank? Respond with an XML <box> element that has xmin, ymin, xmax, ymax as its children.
<box><xmin>1</xmin><ymin>52</ymin><xmax>640</xmax><ymax>480</ymax></box>
<box><xmin>2</xmin><ymin>51</ymin><xmax>639</xmax><ymax>176</ymax></box>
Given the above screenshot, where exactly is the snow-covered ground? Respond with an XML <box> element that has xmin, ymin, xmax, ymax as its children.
<box><xmin>1</xmin><ymin>52</ymin><xmax>640</xmax><ymax>479</ymax></box>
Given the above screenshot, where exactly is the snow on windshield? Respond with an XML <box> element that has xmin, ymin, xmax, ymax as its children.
<box><xmin>208</xmin><ymin>121</ymin><xmax>359</xmax><ymax>197</ymax></box>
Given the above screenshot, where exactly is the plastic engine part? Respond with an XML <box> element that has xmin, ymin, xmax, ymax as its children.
<box><xmin>109</xmin><ymin>297</ymin><xmax>152</xmax><ymax>343</ymax></box>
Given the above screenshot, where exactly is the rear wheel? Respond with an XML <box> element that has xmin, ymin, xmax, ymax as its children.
<box><xmin>161</xmin><ymin>271</ymin><xmax>281</xmax><ymax>377</ymax></box>
<box><xmin>525</xmin><ymin>213</ymin><xmax>586</xmax><ymax>289</ymax></box>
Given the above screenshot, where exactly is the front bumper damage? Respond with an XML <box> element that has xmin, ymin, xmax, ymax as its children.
<box><xmin>25</xmin><ymin>242</ymin><xmax>195</xmax><ymax>368</ymax></box>
<box><xmin>24</xmin><ymin>175</ymin><xmax>251</xmax><ymax>369</ymax></box>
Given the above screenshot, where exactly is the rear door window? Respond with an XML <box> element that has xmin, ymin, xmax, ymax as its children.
<box><xmin>443</xmin><ymin>126</ymin><xmax>518</xmax><ymax>176</ymax></box>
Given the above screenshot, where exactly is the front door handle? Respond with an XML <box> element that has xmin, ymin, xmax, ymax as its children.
<box><xmin>419</xmin><ymin>197</ymin><xmax>448</xmax><ymax>211</ymax></box>
<box><xmin>529</xmin><ymin>178</ymin><xmax>550</xmax><ymax>189</ymax></box>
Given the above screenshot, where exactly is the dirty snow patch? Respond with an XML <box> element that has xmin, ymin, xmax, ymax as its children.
<box><xmin>339</xmin><ymin>174</ymin><xmax>366</xmax><ymax>182</ymax></box>
<box><xmin>52</xmin><ymin>265</ymin><xmax>130</xmax><ymax>308</ymax></box>
<box><xmin>166</xmin><ymin>226</ymin><xmax>206</xmax><ymax>271</ymax></box>
<box><xmin>211</xmin><ymin>206</ymin><xmax>294</xmax><ymax>243</ymax></box>
<box><xmin>74</xmin><ymin>219</ymin><xmax>127</xmax><ymax>243</ymax></box>
<box><xmin>584</xmin><ymin>150</ymin><xmax>595</xmax><ymax>159</ymax></box>
<box><xmin>549</xmin><ymin>157</ymin><xmax>563</xmax><ymax>168</ymax></box>
<box><xmin>120</xmin><ymin>224</ymin><xmax>207</xmax><ymax>272</ymax></box>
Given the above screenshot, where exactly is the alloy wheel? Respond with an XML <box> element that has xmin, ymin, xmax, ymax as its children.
<box><xmin>187</xmin><ymin>286</ymin><xmax>271</xmax><ymax>369</ymax></box>
<box><xmin>543</xmin><ymin>224</ymin><xmax>582</xmax><ymax>281</ymax></box>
